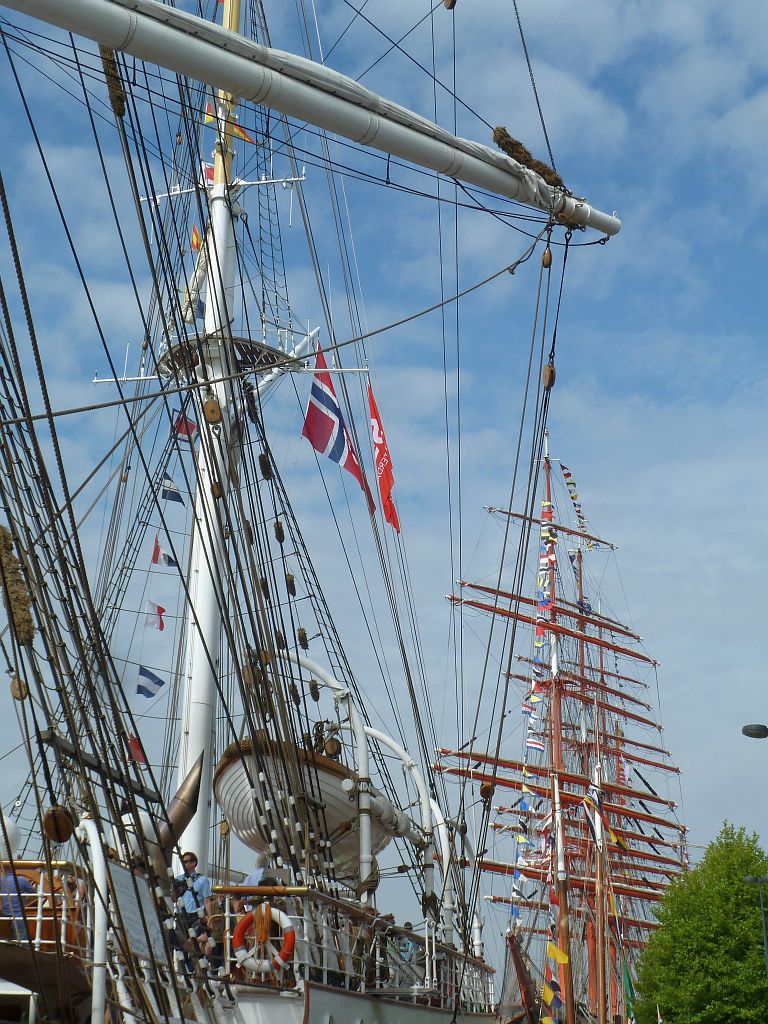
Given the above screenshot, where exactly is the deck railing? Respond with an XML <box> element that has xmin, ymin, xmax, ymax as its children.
<box><xmin>214</xmin><ymin>885</ymin><xmax>495</xmax><ymax>1012</ymax></box>
<box><xmin>0</xmin><ymin>861</ymin><xmax>89</xmax><ymax>958</ymax></box>
<box><xmin>0</xmin><ymin>868</ymin><xmax>494</xmax><ymax>1015</ymax></box>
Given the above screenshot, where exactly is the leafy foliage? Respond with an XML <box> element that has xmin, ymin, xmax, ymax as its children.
<box><xmin>635</xmin><ymin>823</ymin><xmax>768</xmax><ymax>1023</ymax></box>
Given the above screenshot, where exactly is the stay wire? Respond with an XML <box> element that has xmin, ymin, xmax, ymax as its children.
<box><xmin>511</xmin><ymin>0</ymin><xmax>557</xmax><ymax>173</ymax></box>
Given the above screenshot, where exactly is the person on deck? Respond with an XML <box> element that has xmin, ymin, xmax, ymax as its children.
<box><xmin>233</xmin><ymin>851</ymin><xmax>271</xmax><ymax>914</ymax></box>
<box><xmin>0</xmin><ymin>869</ymin><xmax>34</xmax><ymax>941</ymax></box>
<box><xmin>175</xmin><ymin>851</ymin><xmax>213</xmax><ymax>936</ymax></box>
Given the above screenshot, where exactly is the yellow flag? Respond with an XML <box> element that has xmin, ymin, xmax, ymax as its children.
<box><xmin>547</xmin><ymin>940</ymin><xmax>569</xmax><ymax>965</ymax></box>
<box><xmin>190</xmin><ymin>225</ymin><xmax>201</xmax><ymax>252</ymax></box>
<box><xmin>543</xmin><ymin>983</ymin><xmax>555</xmax><ymax>1006</ymax></box>
<box><xmin>232</xmin><ymin>122</ymin><xmax>257</xmax><ymax>144</ymax></box>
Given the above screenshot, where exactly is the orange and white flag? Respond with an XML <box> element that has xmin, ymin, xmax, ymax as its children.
<box><xmin>368</xmin><ymin>382</ymin><xmax>400</xmax><ymax>532</ymax></box>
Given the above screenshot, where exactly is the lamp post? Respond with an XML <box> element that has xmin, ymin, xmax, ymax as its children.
<box><xmin>741</xmin><ymin>729</ymin><xmax>768</xmax><ymax>976</ymax></box>
<box><xmin>742</xmin><ymin>724</ymin><xmax>768</xmax><ymax>739</ymax></box>
<box><xmin>744</xmin><ymin>875</ymin><xmax>768</xmax><ymax>979</ymax></box>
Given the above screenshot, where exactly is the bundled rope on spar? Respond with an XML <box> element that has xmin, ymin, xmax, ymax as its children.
<box><xmin>232</xmin><ymin>902</ymin><xmax>296</xmax><ymax>975</ymax></box>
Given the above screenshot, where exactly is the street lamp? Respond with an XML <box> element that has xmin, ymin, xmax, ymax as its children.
<box><xmin>742</xmin><ymin>724</ymin><xmax>768</xmax><ymax>739</ymax></box>
<box><xmin>744</xmin><ymin>875</ymin><xmax>768</xmax><ymax>979</ymax></box>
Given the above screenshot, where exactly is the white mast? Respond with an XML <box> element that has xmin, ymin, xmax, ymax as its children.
<box><xmin>175</xmin><ymin>0</ymin><xmax>241</xmax><ymax>873</ymax></box>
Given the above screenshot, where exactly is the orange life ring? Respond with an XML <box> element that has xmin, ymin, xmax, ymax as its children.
<box><xmin>232</xmin><ymin>903</ymin><xmax>295</xmax><ymax>974</ymax></box>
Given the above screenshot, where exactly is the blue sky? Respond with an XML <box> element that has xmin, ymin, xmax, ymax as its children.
<box><xmin>0</xmin><ymin>0</ymin><xmax>766</xmax><ymax>968</ymax></box>
<box><xmin>263</xmin><ymin>0</ymin><xmax>768</xmax><ymax>856</ymax></box>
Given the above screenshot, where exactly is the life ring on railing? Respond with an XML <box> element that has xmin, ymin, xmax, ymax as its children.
<box><xmin>232</xmin><ymin>903</ymin><xmax>295</xmax><ymax>974</ymax></box>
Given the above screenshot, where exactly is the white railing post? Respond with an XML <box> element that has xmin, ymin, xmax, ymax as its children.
<box><xmin>77</xmin><ymin>817</ymin><xmax>108</xmax><ymax>1024</ymax></box>
<box><xmin>33</xmin><ymin>886</ymin><xmax>44</xmax><ymax>951</ymax></box>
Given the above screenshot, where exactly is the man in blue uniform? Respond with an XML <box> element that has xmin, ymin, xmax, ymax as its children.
<box><xmin>175</xmin><ymin>851</ymin><xmax>213</xmax><ymax>935</ymax></box>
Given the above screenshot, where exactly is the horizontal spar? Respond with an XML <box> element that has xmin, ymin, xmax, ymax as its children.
<box><xmin>495</xmin><ymin>847</ymin><xmax>679</xmax><ymax>882</ymax></box>
<box><xmin>556</xmin><ymin>687</ymin><xmax>660</xmax><ymax>730</ymax></box>
<box><xmin>517</xmin><ymin>655</ymin><xmax>650</xmax><ymax>690</ymax></box>
<box><xmin>3</xmin><ymin>0</ymin><xmax>621</xmax><ymax>235</ymax></box>
<box><xmin>560</xmin><ymin>723</ymin><xmax>671</xmax><ymax>757</ymax></box>
<box><xmin>507</xmin><ymin>671</ymin><xmax>652</xmax><ymax>711</ymax></box>
<box><xmin>436</xmin><ymin>765</ymin><xmax>685</xmax><ymax>831</ymax></box>
<box><xmin>494</xmin><ymin>810</ymin><xmax>683</xmax><ymax>853</ymax></box>
<box><xmin>460</xmin><ymin>580</ymin><xmax>640</xmax><ymax>641</ymax></box>
<box><xmin>494</xmin><ymin>809</ymin><xmax>683</xmax><ymax>854</ymax></box>
<box><xmin>480</xmin><ymin>859</ymin><xmax>665</xmax><ymax>902</ymax></box>
<box><xmin>438</xmin><ymin>748</ymin><xmax>675</xmax><ymax>808</ymax></box>
<box><xmin>450</xmin><ymin>596</ymin><xmax>657</xmax><ymax>666</ymax></box>
<box><xmin>490</xmin><ymin>822</ymin><xmax>685</xmax><ymax>868</ymax></box>
<box><xmin>486</xmin><ymin>506</ymin><xmax>616</xmax><ymax>551</ymax></box>
<box><xmin>487</xmin><ymin>895</ymin><xmax>659</xmax><ymax>932</ymax></box>
<box><xmin>521</xmin><ymin>924</ymin><xmax>648</xmax><ymax>951</ymax></box>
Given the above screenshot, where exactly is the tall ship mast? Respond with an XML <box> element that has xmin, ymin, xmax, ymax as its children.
<box><xmin>439</xmin><ymin>434</ymin><xmax>686</xmax><ymax>1023</ymax></box>
<box><xmin>0</xmin><ymin>2</ymin><xmax>639</xmax><ymax>1024</ymax></box>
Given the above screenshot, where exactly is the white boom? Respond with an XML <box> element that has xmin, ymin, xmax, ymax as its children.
<box><xmin>3</xmin><ymin>0</ymin><xmax>620</xmax><ymax>236</ymax></box>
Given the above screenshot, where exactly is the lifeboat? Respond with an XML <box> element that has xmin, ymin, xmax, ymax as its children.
<box><xmin>214</xmin><ymin>735</ymin><xmax>396</xmax><ymax>879</ymax></box>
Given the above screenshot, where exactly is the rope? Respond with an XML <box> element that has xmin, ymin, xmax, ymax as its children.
<box><xmin>0</xmin><ymin>237</ymin><xmax>546</xmax><ymax>429</ymax></box>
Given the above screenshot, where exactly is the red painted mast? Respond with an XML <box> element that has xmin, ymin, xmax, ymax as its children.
<box><xmin>543</xmin><ymin>435</ymin><xmax>577</xmax><ymax>1024</ymax></box>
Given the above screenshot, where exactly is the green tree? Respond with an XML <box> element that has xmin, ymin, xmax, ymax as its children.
<box><xmin>635</xmin><ymin>823</ymin><xmax>768</xmax><ymax>1023</ymax></box>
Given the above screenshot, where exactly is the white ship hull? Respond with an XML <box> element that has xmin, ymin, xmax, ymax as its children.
<box><xmin>222</xmin><ymin>983</ymin><xmax>495</xmax><ymax>1024</ymax></box>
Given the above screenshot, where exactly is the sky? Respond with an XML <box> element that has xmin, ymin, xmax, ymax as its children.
<box><xmin>261</xmin><ymin>0</ymin><xmax>768</xmax><ymax>857</ymax></box>
<box><xmin>0</xmin><ymin>0</ymin><xmax>766</xmax><ymax>972</ymax></box>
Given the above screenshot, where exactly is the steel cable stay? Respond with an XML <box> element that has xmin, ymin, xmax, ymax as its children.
<box><xmin>449</xmin><ymin>229</ymin><xmax>559</xmax><ymax>959</ymax></box>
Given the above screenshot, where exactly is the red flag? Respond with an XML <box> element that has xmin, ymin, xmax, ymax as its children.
<box><xmin>144</xmin><ymin>600</ymin><xmax>166</xmax><ymax>631</ymax></box>
<box><xmin>127</xmin><ymin>733</ymin><xmax>147</xmax><ymax>766</ymax></box>
<box><xmin>302</xmin><ymin>346</ymin><xmax>374</xmax><ymax>513</ymax></box>
<box><xmin>172</xmin><ymin>408</ymin><xmax>197</xmax><ymax>441</ymax></box>
<box><xmin>190</xmin><ymin>225</ymin><xmax>201</xmax><ymax>251</ymax></box>
<box><xmin>367</xmin><ymin>383</ymin><xmax>400</xmax><ymax>532</ymax></box>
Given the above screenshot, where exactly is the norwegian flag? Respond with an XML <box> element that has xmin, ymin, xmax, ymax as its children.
<box><xmin>302</xmin><ymin>345</ymin><xmax>374</xmax><ymax>512</ymax></box>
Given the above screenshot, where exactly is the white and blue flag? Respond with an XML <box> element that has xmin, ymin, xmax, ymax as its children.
<box><xmin>137</xmin><ymin>666</ymin><xmax>166</xmax><ymax>698</ymax></box>
<box><xmin>160</xmin><ymin>472</ymin><xmax>185</xmax><ymax>505</ymax></box>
